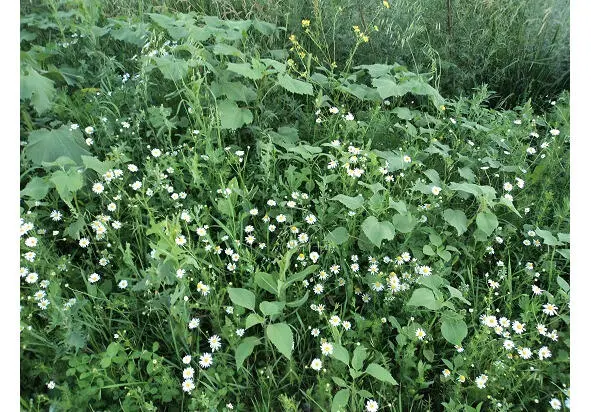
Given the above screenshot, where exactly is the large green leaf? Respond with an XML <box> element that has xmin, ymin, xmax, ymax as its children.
<box><xmin>476</xmin><ymin>211</ymin><xmax>498</xmax><ymax>237</ymax></box>
<box><xmin>406</xmin><ymin>288</ymin><xmax>443</xmax><ymax>310</ymax></box>
<box><xmin>217</xmin><ymin>99</ymin><xmax>253</xmax><ymax>130</ymax></box>
<box><xmin>331</xmin><ymin>194</ymin><xmax>364</xmax><ymax>210</ymax></box>
<box><xmin>365</xmin><ymin>363</ymin><xmax>398</xmax><ymax>385</ymax></box>
<box><xmin>20</xmin><ymin>67</ymin><xmax>55</xmax><ymax>114</ymax></box>
<box><xmin>154</xmin><ymin>56</ymin><xmax>189</xmax><ymax>81</ymax></box>
<box><xmin>26</xmin><ymin>126</ymin><xmax>90</xmax><ymax>166</ymax></box>
<box><xmin>20</xmin><ymin>177</ymin><xmax>50</xmax><ymax>200</ymax></box>
<box><xmin>266</xmin><ymin>323</ymin><xmax>293</xmax><ymax>359</ymax></box>
<box><xmin>49</xmin><ymin>169</ymin><xmax>83</xmax><ymax>205</ymax></box>
<box><xmin>391</xmin><ymin>213</ymin><xmax>416</xmax><ymax>233</ymax></box>
<box><xmin>259</xmin><ymin>301</ymin><xmax>285</xmax><ymax>317</ymax></box>
<box><xmin>235</xmin><ymin>336</ymin><xmax>261</xmax><ymax>369</ymax></box>
<box><xmin>254</xmin><ymin>272</ymin><xmax>278</xmax><ymax>295</ymax></box>
<box><xmin>361</xmin><ymin>216</ymin><xmax>396</xmax><ymax>248</ymax></box>
<box><xmin>441</xmin><ymin>317</ymin><xmax>468</xmax><ymax>346</ymax></box>
<box><xmin>226</xmin><ymin>62</ymin><xmax>264</xmax><ymax>80</ymax></box>
<box><xmin>277</xmin><ymin>73</ymin><xmax>313</xmax><ymax>95</ymax></box>
<box><xmin>443</xmin><ymin>209</ymin><xmax>469</xmax><ymax>235</ymax></box>
<box><xmin>227</xmin><ymin>288</ymin><xmax>256</xmax><ymax>310</ymax></box>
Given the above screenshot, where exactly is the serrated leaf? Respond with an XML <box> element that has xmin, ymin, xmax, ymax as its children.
<box><xmin>226</xmin><ymin>62</ymin><xmax>264</xmax><ymax>80</ymax></box>
<box><xmin>26</xmin><ymin>126</ymin><xmax>90</xmax><ymax>166</ymax></box>
<box><xmin>228</xmin><ymin>288</ymin><xmax>255</xmax><ymax>310</ymax></box>
<box><xmin>217</xmin><ymin>99</ymin><xmax>253</xmax><ymax>130</ymax></box>
<box><xmin>235</xmin><ymin>336</ymin><xmax>260</xmax><ymax>369</ymax></box>
<box><xmin>443</xmin><ymin>209</ymin><xmax>469</xmax><ymax>235</ymax></box>
<box><xmin>20</xmin><ymin>67</ymin><xmax>55</xmax><ymax>114</ymax></box>
<box><xmin>557</xmin><ymin>276</ymin><xmax>570</xmax><ymax>293</ymax></box>
<box><xmin>153</xmin><ymin>56</ymin><xmax>189</xmax><ymax>81</ymax></box>
<box><xmin>277</xmin><ymin>73</ymin><xmax>313</xmax><ymax>95</ymax></box>
<box><xmin>266</xmin><ymin>323</ymin><xmax>293</xmax><ymax>359</ymax></box>
<box><xmin>365</xmin><ymin>363</ymin><xmax>398</xmax><ymax>385</ymax></box>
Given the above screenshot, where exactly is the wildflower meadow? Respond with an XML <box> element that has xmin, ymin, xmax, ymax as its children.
<box><xmin>20</xmin><ymin>1</ymin><xmax>571</xmax><ymax>410</ymax></box>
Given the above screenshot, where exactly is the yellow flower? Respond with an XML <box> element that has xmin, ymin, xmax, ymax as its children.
<box><xmin>353</xmin><ymin>25</ymin><xmax>360</xmax><ymax>33</ymax></box>
<box><xmin>289</xmin><ymin>34</ymin><xmax>297</xmax><ymax>42</ymax></box>
<box><xmin>440</xmin><ymin>105</ymin><xmax>446</xmax><ymax>111</ymax></box>
<box><xmin>301</xmin><ymin>19</ymin><xmax>311</xmax><ymax>28</ymax></box>
<box><xmin>361</xmin><ymin>34</ymin><xmax>369</xmax><ymax>42</ymax></box>
<box><xmin>383</xmin><ymin>1</ymin><xmax>390</xmax><ymax>8</ymax></box>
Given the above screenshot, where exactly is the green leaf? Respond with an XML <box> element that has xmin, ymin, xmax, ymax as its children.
<box><xmin>361</xmin><ymin>216</ymin><xmax>396</xmax><ymax>248</ymax></box>
<box><xmin>153</xmin><ymin>56</ymin><xmax>189</xmax><ymax>81</ymax></box>
<box><xmin>557</xmin><ymin>276</ymin><xmax>570</xmax><ymax>293</ymax></box>
<box><xmin>226</xmin><ymin>62</ymin><xmax>264</xmax><ymax>80</ymax></box>
<box><xmin>331</xmin><ymin>389</ymin><xmax>350</xmax><ymax>412</ymax></box>
<box><xmin>406</xmin><ymin>288</ymin><xmax>443</xmax><ymax>310</ymax></box>
<box><xmin>217</xmin><ymin>99</ymin><xmax>253</xmax><ymax>130</ymax></box>
<box><xmin>351</xmin><ymin>345</ymin><xmax>368</xmax><ymax>371</ymax></box>
<box><xmin>245</xmin><ymin>313</ymin><xmax>265</xmax><ymax>329</ymax></box>
<box><xmin>20</xmin><ymin>67</ymin><xmax>55</xmax><ymax>114</ymax></box>
<box><xmin>285</xmin><ymin>291</ymin><xmax>309</xmax><ymax>308</ymax></box>
<box><xmin>254</xmin><ymin>272</ymin><xmax>278</xmax><ymax>295</ymax></box>
<box><xmin>325</xmin><ymin>227</ymin><xmax>349</xmax><ymax>245</ymax></box>
<box><xmin>266</xmin><ymin>323</ymin><xmax>293</xmax><ymax>359</ymax></box>
<box><xmin>63</xmin><ymin>215</ymin><xmax>86</xmax><ymax>239</ymax></box>
<box><xmin>446</xmin><ymin>285</ymin><xmax>471</xmax><ymax>306</ymax></box>
<box><xmin>441</xmin><ymin>318</ymin><xmax>468</xmax><ymax>346</ymax></box>
<box><xmin>443</xmin><ymin>209</ymin><xmax>469</xmax><ymax>235</ymax></box>
<box><xmin>81</xmin><ymin>155</ymin><xmax>113</xmax><ymax>175</ymax></box>
<box><xmin>284</xmin><ymin>265</ymin><xmax>319</xmax><ymax>289</ymax></box>
<box><xmin>391</xmin><ymin>213</ymin><xmax>416</xmax><ymax>233</ymax></box>
<box><xmin>331</xmin><ymin>194</ymin><xmax>364</xmax><ymax>210</ymax></box>
<box><xmin>423</xmin><ymin>245</ymin><xmax>435</xmax><ymax>256</ymax></box>
<box><xmin>228</xmin><ymin>288</ymin><xmax>256</xmax><ymax>311</ymax></box>
<box><xmin>365</xmin><ymin>363</ymin><xmax>398</xmax><ymax>385</ymax></box>
<box><xmin>332</xmin><ymin>377</ymin><xmax>348</xmax><ymax>388</ymax></box>
<box><xmin>235</xmin><ymin>337</ymin><xmax>261</xmax><ymax>369</ymax></box>
<box><xmin>20</xmin><ymin>177</ymin><xmax>50</xmax><ymax>200</ymax></box>
<box><xmin>476</xmin><ymin>211</ymin><xmax>498</xmax><ymax>237</ymax></box>
<box><xmin>26</xmin><ymin>126</ymin><xmax>90</xmax><ymax>166</ymax></box>
<box><xmin>372</xmin><ymin>77</ymin><xmax>405</xmax><ymax>99</ymax></box>
<box><xmin>331</xmin><ymin>344</ymin><xmax>349</xmax><ymax>366</ymax></box>
<box><xmin>50</xmin><ymin>169</ymin><xmax>83</xmax><ymax>205</ymax></box>
<box><xmin>259</xmin><ymin>301</ymin><xmax>285</xmax><ymax>317</ymax></box>
<box><xmin>277</xmin><ymin>73</ymin><xmax>313</xmax><ymax>95</ymax></box>
<box><xmin>536</xmin><ymin>228</ymin><xmax>563</xmax><ymax>246</ymax></box>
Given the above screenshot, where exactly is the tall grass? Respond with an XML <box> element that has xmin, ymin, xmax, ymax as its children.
<box><xmin>29</xmin><ymin>0</ymin><xmax>567</xmax><ymax>107</ymax></box>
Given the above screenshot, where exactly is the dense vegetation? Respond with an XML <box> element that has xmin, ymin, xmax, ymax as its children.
<box><xmin>20</xmin><ymin>1</ymin><xmax>570</xmax><ymax>411</ymax></box>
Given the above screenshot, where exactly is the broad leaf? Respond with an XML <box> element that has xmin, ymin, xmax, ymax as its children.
<box><xmin>235</xmin><ymin>337</ymin><xmax>261</xmax><ymax>369</ymax></box>
<box><xmin>277</xmin><ymin>73</ymin><xmax>313</xmax><ymax>95</ymax></box>
<box><xmin>406</xmin><ymin>288</ymin><xmax>443</xmax><ymax>310</ymax></box>
<box><xmin>476</xmin><ymin>211</ymin><xmax>498</xmax><ymax>237</ymax></box>
<box><xmin>266</xmin><ymin>323</ymin><xmax>293</xmax><ymax>359</ymax></box>
<box><xmin>228</xmin><ymin>288</ymin><xmax>256</xmax><ymax>310</ymax></box>
<box><xmin>443</xmin><ymin>209</ymin><xmax>469</xmax><ymax>235</ymax></box>
<box><xmin>325</xmin><ymin>227</ymin><xmax>349</xmax><ymax>245</ymax></box>
<box><xmin>361</xmin><ymin>216</ymin><xmax>396</xmax><ymax>248</ymax></box>
<box><xmin>26</xmin><ymin>126</ymin><xmax>90</xmax><ymax>166</ymax></box>
<box><xmin>331</xmin><ymin>389</ymin><xmax>350</xmax><ymax>412</ymax></box>
<box><xmin>365</xmin><ymin>363</ymin><xmax>398</xmax><ymax>385</ymax></box>
<box><xmin>331</xmin><ymin>194</ymin><xmax>364</xmax><ymax>210</ymax></box>
<box><xmin>441</xmin><ymin>318</ymin><xmax>468</xmax><ymax>346</ymax></box>
<box><xmin>217</xmin><ymin>99</ymin><xmax>253</xmax><ymax>130</ymax></box>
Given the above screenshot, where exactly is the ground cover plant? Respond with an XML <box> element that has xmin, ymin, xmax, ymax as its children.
<box><xmin>20</xmin><ymin>1</ymin><xmax>570</xmax><ymax>410</ymax></box>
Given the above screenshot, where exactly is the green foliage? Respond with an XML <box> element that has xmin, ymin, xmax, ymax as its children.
<box><xmin>19</xmin><ymin>2</ymin><xmax>569</xmax><ymax>411</ymax></box>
